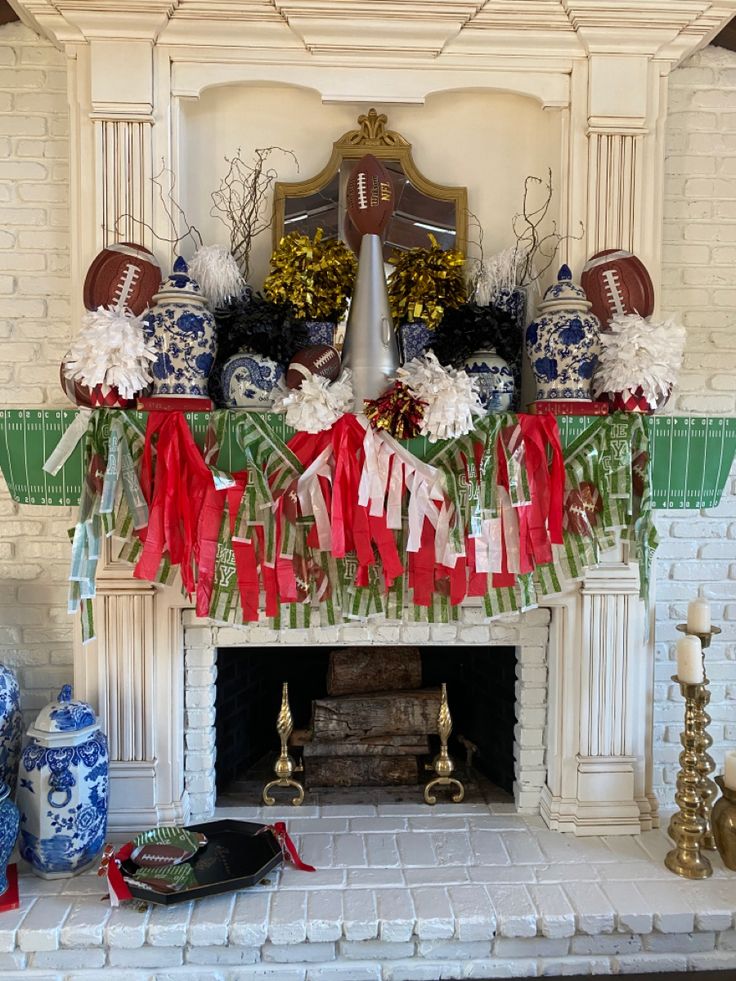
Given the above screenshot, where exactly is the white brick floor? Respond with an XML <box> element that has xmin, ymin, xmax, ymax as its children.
<box><xmin>3</xmin><ymin>804</ymin><xmax>736</xmax><ymax>979</ymax></box>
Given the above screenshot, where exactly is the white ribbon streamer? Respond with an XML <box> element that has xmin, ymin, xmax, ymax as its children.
<box><xmin>43</xmin><ymin>408</ymin><xmax>93</xmax><ymax>475</ymax></box>
<box><xmin>297</xmin><ymin>446</ymin><xmax>334</xmax><ymax>551</ymax></box>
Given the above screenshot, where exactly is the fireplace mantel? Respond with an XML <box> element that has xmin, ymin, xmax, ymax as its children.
<box><xmin>10</xmin><ymin>0</ymin><xmax>736</xmax><ymax>836</ymax></box>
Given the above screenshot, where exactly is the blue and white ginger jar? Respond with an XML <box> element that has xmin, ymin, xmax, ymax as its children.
<box><xmin>0</xmin><ymin>664</ymin><xmax>21</xmax><ymax>795</ymax></box>
<box><xmin>144</xmin><ymin>256</ymin><xmax>217</xmax><ymax>397</ymax></box>
<box><xmin>463</xmin><ymin>349</ymin><xmax>515</xmax><ymax>413</ymax></box>
<box><xmin>221</xmin><ymin>350</ymin><xmax>285</xmax><ymax>408</ymax></box>
<box><xmin>17</xmin><ymin>685</ymin><xmax>108</xmax><ymax>879</ymax></box>
<box><xmin>525</xmin><ymin>265</ymin><xmax>601</xmax><ymax>401</ymax></box>
<box><xmin>0</xmin><ymin>782</ymin><xmax>18</xmax><ymax>896</ymax></box>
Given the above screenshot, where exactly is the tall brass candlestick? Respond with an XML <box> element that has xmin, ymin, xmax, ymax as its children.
<box><xmin>665</xmin><ymin>676</ymin><xmax>712</xmax><ymax>879</ymax></box>
<box><xmin>676</xmin><ymin>623</ymin><xmax>721</xmax><ymax>850</ymax></box>
<box><xmin>263</xmin><ymin>682</ymin><xmax>305</xmax><ymax>807</ymax></box>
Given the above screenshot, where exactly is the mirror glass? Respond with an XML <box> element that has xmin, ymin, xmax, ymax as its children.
<box><xmin>275</xmin><ymin>109</ymin><xmax>467</xmax><ymax>260</ymax></box>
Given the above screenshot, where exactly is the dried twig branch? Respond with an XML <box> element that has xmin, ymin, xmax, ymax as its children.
<box><xmin>210</xmin><ymin>146</ymin><xmax>298</xmax><ymax>280</ymax></box>
<box><xmin>511</xmin><ymin>169</ymin><xmax>583</xmax><ymax>287</ymax></box>
<box><xmin>107</xmin><ymin>162</ymin><xmax>203</xmax><ymax>254</ymax></box>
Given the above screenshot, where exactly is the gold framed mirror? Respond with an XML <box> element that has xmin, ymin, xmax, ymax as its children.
<box><xmin>273</xmin><ymin>108</ymin><xmax>468</xmax><ymax>260</ymax></box>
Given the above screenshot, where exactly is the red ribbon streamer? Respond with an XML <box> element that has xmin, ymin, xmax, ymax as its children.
<box><xmin>268</xmin><ymin>822</ymin><xmax>316</xmax><ymax>872</ymax></box>
<box><xmin>135</xmin><ymin>412</ymin><xmax>212</xmax><ymax>594</ymax></box>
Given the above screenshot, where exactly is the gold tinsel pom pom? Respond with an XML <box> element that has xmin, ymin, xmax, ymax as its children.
<box><xmin>387</xmin><ymin>234</ymin><xmax>466</xmax><ymax>331</ymax></box>
<box><xmin>264</xmin><ymin>228</ymin><xmax>358</xmax><ymax>323</ymax></box>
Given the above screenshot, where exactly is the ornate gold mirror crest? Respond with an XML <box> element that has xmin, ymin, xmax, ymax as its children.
<box><xmin>273</xmin><ymin>108</ymin><xmax>468</xmax><ymax>258</ymax></box>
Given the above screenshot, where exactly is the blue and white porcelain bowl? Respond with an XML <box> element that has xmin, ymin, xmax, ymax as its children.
<box><xmin>463</xmin><ymin>349</ymin><xmax>515</xmax><ymax>412</ymax></box>
<box><xmin>221</xmin><ymin>351</ymin><xmax>285</xmax><ymax>408</ymax></box>
<box><xmin>144</xmin><ymin>256</ymin><xmax>217</xmax><ymax>398</ymax></box>
<box><xmin>17</xmin><ymin>685</ymin><xmax>108</xmax><ymax>879</ymax></box>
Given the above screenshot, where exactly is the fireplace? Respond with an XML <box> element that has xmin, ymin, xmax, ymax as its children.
<box><xmin>214</xmin><ymin>645</ymin><xmax>518</xmax><ymax>803</ymax></box>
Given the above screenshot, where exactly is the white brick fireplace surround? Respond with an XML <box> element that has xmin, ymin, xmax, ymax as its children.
<box><xmin>4</xmin><ymin>0</ymin><xmax>736</xmax><ymax>977</ymax></box>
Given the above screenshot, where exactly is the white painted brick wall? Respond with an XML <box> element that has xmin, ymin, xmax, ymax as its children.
<box><xmin>656</xmin><ymin>44</ymin><xmax>736</xmax><ymax>809</ymax></box>
<box><xmin>0</xmin><ymin>22</ymin><xmax>73</xmax><ymax>725</ymax></box>
<box><xmin>0</xmin><ymin>23</ymin><xmax>732</xmax><ymax>818</ymax></box>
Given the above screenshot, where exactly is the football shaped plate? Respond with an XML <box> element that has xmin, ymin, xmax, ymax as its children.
<box><xmin>83</xmin><ymin>242</ymin><xmax>161</xmax><ymax>316</ymax></box>
<box><xmin>581</xmin><ymin>249</ymin><xmax>654</xmax><ymax>330</ymax></box>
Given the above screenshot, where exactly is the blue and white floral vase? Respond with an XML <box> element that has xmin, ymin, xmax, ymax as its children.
<box><xmin>17</xmin><ymin>685</ymin><xmax>109</xmax><ymax>879</ymax></box>
<box><xmin>221</xmin><ymin>350</ymin><xmax>285</xmax><ymax>408</ymax></box>
<box><xmin>0</xmin><ymin>782</ymin><xmax>18</xmax><ymax>896</ymax></box>
<box><xmin>144</xmin><ymin>256</ymin><xmax>217</xmax><ymax>398</ymax></box>
<box><xmin>399</xmin><ymin>322</ymin><xmax>433</xmax><ymax>363</ymax></box>
<box><xmin>304</xmin><ymin>321</ymin><xmax>336</xmax><ymax>347</ymax></box>
<box><xmin>0</xmin><ymin>665</ymin><xmax>21</xmax><ymax>795</ymax></box>
<box><xmin>525</xmin><ymin>265</ymin><xmax>601</xmax><ymax>401</ymax></box>
<box><xmin>463</xmin><ymin>349</ymin><xmax>515</xmax><ymax>413</ymax></box>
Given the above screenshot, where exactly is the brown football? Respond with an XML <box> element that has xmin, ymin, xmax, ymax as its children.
<box><xmin>345</xmin><ymin>153</ymin><xmax>394</xmax><ymax>238</ymax></box>
<box><xmin>564</xmin><ymin>481</ymin><xmax>603</xmax><ymax>537</ymax></box>
<box><xmin>293</xmin><ymin>554</ymin><xmax>330</xmax><ymax>604</ymax></box>
<box><xmin>59</xmin><ymin>358</ymin><xmax>94</xmax><ymax>407</ymax></box>
<box><xmin>286</xmin><ymin>344</ymin><xmax>341</xmax><ymax>390</ymax></box>
<box><xmin>83</xmin><ymin>242</ymin><xmax>161</xmax><ymax>316</ymax></box>
<box><xmin>581</xmin><ymin>249</ymin><xmax>654</xmax><ymax>330</ymax></box>
<box><xmin>131</xmin><ymin>842</ymin><xmax>199</xmax><ymax>868</ymax></box>
<box><xmin>280</xmin><ymin>477</ymin><xmax>300</xmax><ymax>524</ymax></box>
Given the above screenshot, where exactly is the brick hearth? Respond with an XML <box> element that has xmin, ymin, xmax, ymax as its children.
<box><xmin>4</xmin><ymin>805</ymin><xmax>736</xmax><ymax>979</ymax></box>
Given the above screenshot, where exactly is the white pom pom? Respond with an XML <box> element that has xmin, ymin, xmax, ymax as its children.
<box><xmin>472</xmin><ymin>247</ymin><xmax>521</xmax><ymax>305</ymax></box>
<box><xmin>592</xmin><ymin>312</ymin><xmax>686</xmax><ymax>408</ymax></box>
<box><xmin>188</xmin><ymin>245</ymin><xmax>246</xmax><ymax>309</ymax></box>
<box><xmin>397</xmin><ymin>351</ymin><xmax>484</xmax><ymax>443</ymax></box>
<box><xmin>64</xmin><ymin>306</ymin><xmax>156</xmax><ymax>400</ymax></box>
<box><xmin>272</xmin><ymin>370</ymin><xmax>353</xmax><ymax>434</ymax></box>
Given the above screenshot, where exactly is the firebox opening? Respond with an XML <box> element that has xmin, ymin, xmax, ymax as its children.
<box><xmin>214</xmin><ymin>645</ymin><xmax>517</xmax><ymax>804</ymax></box>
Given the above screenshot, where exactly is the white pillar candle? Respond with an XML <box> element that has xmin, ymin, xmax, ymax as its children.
<box><xmin>676</xmin><ymin>635</ymin><xmax>704</xmax><ymax>684</ymax></box>
<box><xmin>687</xmin><ymin>598</ymin><xmax>711</xmax><ymax>634</ymax></box>
<box><xmin>724</xmin><ymin>750</ymin><xmax>736</xmax><ymax>792</ymax></box>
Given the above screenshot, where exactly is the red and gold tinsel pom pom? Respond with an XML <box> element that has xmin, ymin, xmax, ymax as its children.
<box><xmin>364</xmin><ymin>382</ymin><xmax>426</xmax><ymax>440</ymax></box>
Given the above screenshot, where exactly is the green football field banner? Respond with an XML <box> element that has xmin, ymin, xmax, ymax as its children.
<box><xmin>0</xmin><ymin>409</ymin><xmax>734</xmax><ymax>511</ymax></box>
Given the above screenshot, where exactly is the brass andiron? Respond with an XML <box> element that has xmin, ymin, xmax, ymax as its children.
<box><xmin>424</xmin><ymin>683</ymin><xmax>465</xmax><ymax>805</ymax></box>
<box><xmin>712</xmin><ymin>775</ymin><xmax>736</xmax><ymax>871</ymax></box>
<box><xmin>263</xmin><ymin>682</ymin><xmax>305</xmax><ymax>806</ymax></box>
<box><xmin>676</xmin><ymin>623</ymin><xmax>721</xmax><ymax>850</ymax></box>
<box><xmin>665</xmin><ymin>676</ymin><xmax>712</xmax><ymax>879</ymax></box>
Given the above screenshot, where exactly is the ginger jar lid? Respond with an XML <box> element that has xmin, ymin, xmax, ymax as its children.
<box><xmin>151</xmin><ymin>256</ymin><xmax>206</xmax><ymax>306</ymax></box>
<box><xmin>28</xmin><ymin>684</ymin><xmax>100</xmax><ymax>747</ymax></box>
<box><xmin>538</xmin><ymin>264</ymin><xmax>591</xmax><ymax>312</ymax></box>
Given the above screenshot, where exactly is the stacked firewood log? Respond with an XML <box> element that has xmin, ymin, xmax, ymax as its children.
<box><xmin>303</xmin><ymin>647</ymin><xmax>440</xmax><ymax>787</ymax></box>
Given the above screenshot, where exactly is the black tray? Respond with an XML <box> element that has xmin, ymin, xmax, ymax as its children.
<box><xmin>120</xmin><ymin>820</ymin><xmax>283</xmax><ymax>905</ymax></box>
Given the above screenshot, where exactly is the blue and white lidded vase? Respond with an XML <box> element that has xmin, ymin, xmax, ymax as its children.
<box><xmin>463</xmin><ymin>349</ymin><xmax>515</xmax><ymax>413</ymax></box>
<box><xmin>0</xmin><ymin>664</ymin><xmax>21</xmax><ymax>795</ymax></box>
<box><xmin>17</xmin><ymin>685</ymin><xmax>109</xmax><ymax>879</ymax></box>
<box><xmin>0</xmin><ymin>782</ymin><xmax>18</xmax><ymax>896</ymax></box>
<box><xmin>144</xmin><ymin>256</ymin><xmax>217</xmax><ymax>398</ymax></box>
<box><xmin>220</xmin><ymin>350</ymin><xmax>285</xmax><ymax>408</ymax></box>
<box><xmin>525</xmin><ymin>265</ymin><xmax>601</xmax><ymax>401</ymax></box>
